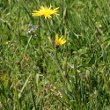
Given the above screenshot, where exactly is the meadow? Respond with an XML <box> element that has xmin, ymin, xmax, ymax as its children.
<box><xmin>0</xmin><ymin>0</ymin><xmax>110</xmax><ymax>110</ymax></box>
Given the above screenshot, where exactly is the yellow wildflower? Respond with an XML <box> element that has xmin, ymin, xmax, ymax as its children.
<box><xmin>32</xmin><ymin>5</ymin><xmax>59</xmax><ymax>19</ymax></box>
<box><xmin>55</xmin><ymin>34</ymin><xmax>66</xmax><ymax>47</ymax></box>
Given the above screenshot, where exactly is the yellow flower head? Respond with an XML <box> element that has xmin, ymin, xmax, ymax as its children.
<box><xmin>32</xmin><ymin>5</ymin><xmax>59</xmax><ymax>19</ymax></box>
<box><xmin>55</xmin><ymin>34</ymin><xmax>66</xmax><ymax>47</ymax></box>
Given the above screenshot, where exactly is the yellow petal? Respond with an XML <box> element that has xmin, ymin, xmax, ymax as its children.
<box><xmin>55</xmin><ymin>34</ymin><xmax>59</xmax><ymax>41</ymax></box>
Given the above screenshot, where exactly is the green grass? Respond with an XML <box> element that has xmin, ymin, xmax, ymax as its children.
<box><xmin>1</xmin><ymin>0</ymin><xmax>110</xmax><ymax>110</ymax></box>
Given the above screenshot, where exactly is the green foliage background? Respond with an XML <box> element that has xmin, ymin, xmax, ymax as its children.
<box><xmin>0</xmin><ymin>0</ymin><xmax>110</xmax><ymax>110</ymax></box>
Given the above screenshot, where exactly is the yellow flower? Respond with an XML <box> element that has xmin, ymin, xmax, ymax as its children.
<box><xmin>32</xmin><ymin>5</ymin><xmax>59</xmax><ymax>19</ymax></box>
<box><xmin>55</xmin><ymin>34</ymin><xmax>66</xmax><ymax>47</ymax></box>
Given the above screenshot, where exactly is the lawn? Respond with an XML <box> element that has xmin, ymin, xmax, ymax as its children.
<box><xmin>0</xmin><ymin>0</ymin><xmax>110</xmax><ymax>110</ymax></box>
